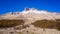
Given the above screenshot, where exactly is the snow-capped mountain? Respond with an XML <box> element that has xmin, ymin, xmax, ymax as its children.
<box><xmin>0</xmin><ymin>8</ymin><xmax>60</xmax><ymax>34</ymax></box>
<box><xmin>0</xmin><ymin>8</ymin><xmax>60</xmax><ymax>25</ymax></box>
<box><xmin>0</xmin><ymin>8</ymin><xmax>60</xmax><ymax>20</ymax></box>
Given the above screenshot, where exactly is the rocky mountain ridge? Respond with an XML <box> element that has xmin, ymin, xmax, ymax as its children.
<box><xmin>0</xmin><ymin>8</ymin><xmax>60</xmax><ymax>25</ymax></box>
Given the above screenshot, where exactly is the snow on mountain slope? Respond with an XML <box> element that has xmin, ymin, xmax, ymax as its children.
<box><xmin>0</xmin><ymin>8</ymin><xmax>60</xmax><ymax>34</ymax></box>
<box><xmin>0</xmin><ymin>8</ymin><xmax>60</xmax><ymax>25</ymax></box>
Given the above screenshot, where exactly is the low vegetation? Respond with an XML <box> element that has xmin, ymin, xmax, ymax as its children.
<box><xmin>0</xmin><ymin>20</ymin><xmax>24</xmax><ymax>28</ymax></box>
<box><xmin>56</xmin><ymin>19</ymin><xmax>60</xmax><ymax>30</ymax></box>
<box><xmin>32</xmin><ymin>19</ymin><xmax>60</xmax><ymax>31</ymax></box>
<box><xmin>0</xmin><ymin>19</ymin><xmax>60</xmax><ymax>31</ymax></box>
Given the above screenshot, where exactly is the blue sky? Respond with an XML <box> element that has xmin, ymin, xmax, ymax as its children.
<box><xmin>0</xmin><ymin>0</ymin><xmax>60</xmax><ymax>14</ymax></box>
